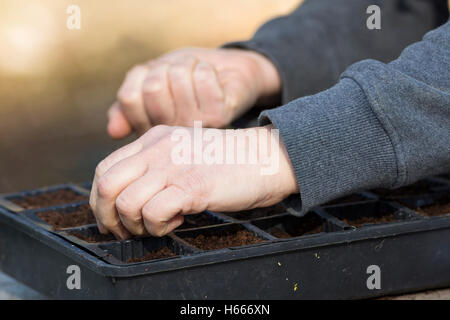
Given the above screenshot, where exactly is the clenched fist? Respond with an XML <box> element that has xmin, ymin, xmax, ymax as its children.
<box><xmin>90</xmin><ymin>124</ymin><xmax>298</xmax><ymax>239</ymax></box>
<box><xmin>107</xmin><ymin>48</ymin><xmax>281</xmax><ymax>138</ymax></box>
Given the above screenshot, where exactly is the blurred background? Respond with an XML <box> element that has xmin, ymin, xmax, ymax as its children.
<box><xmin>0</xmin><ymin>0</ymin><xmax>301</xmax><ymax>192</ymax></box>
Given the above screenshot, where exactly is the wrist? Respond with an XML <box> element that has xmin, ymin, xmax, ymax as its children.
<box><xmin>256</xmin><ymin>124</ymin><xmax>299</xmax><ymax>206</ymax></box>
<box><xmin>245</xmin><ymin>51</ymin><xmax>282</xmax><ymax>102</ymax></box>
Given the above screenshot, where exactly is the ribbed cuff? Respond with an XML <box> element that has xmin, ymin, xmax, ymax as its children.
<box><xmin>259</xmin><ymin>78</ymin><xmax>398</xmax><ymax>215</ymax></box>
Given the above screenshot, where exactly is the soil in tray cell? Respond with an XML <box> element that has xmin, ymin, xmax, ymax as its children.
<box><xmin>127</xmin><ymin>247</ymin><xmax>176</xmax><ymax>263</ymax></box>
<box><xmin>342</xmin><ymin>213</ymin><xmax>396</xmax><ymax>228</ymax></box>
<box><xmin>68</xmin><ymin>229</ymin><xmax>115</xmax><ymax>243</ymax></box>
<box><xmin>37</xmin><ymin>204</ymin><xmax>96</xmax><ymax>229</ymax></box>
<box><xmin>183</xmin><ymin>227</ymin><xmax>265</xmax><ymax>250</ymax></box>
<box><xmin>178</xmin><ymin>212</ymin><xmax>220</xmax><ymax>229</ymax></box>
<box><xmin>10</xmin><ymin>189</ymin><xmax>88</xmax><ymax>209</ymax></box>
<box><xmin>415</xmin><ymin>193</ymin><xmax>450</xmax><ymax>217</ymax></box>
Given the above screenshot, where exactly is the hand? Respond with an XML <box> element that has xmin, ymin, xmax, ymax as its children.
<box><xmin>107</xmin><ymin>48</ymin><xmax>281</xmax><ymax>138</ymax></box>
<box><xmin>90</xmin><ymin>124</ymin><xmax>298</xmax><ymax>239</ymax></box>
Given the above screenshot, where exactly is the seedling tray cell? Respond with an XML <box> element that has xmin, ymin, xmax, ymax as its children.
<box><xmin>19</xmin><ymin>202</ymin><xmax>94</xmax><ymax>231</ymax></box>
<box><xmin>400</xmin><ymin>191</ymin><xmax>450</xmax><ymax>218</ymax></box>
<box><xmin>0</xmin><ymin>184</ymin><xmax>89</xmax><ymax>213</ymax></box>
<box><xmin>97</xmin><ymin>236</ymin><xmax>197</xmax><ymax>265</ymax></box>
<box><xmin>321</xmin><ymin>201</ymin><xmax>421</xmax><ymax>229</ymax></box>
<box><xmin>250</xmin><ymin>212</ymin><xmax>333</xmax><ymax>239</ymax></box>
<box><xmin>0</xmin><ymin>179</ymin><xmax>450</xmax><ymax>299</ymax></box>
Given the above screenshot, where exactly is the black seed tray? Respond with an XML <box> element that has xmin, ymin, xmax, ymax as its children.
<box><xmin>0</xmin><ymin>178</ymin><xmax>449</xmax><ymax>299</ymax></box>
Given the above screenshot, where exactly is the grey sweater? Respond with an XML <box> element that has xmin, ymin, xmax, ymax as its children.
<box><xmin>226</xmin><ymin>0</ymin><xmax>450</xmax><ymax>215</ymax></box>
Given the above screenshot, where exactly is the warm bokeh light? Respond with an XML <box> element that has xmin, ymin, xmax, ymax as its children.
<box><xmin>0</xmin><ymin>0</ymin><xmax>302</xmax><ymax>192</ymax></box>
<box><xmin>0</xmin><ymin>1</ymin><xmax>57</xmax><ymax>74</ymax></box>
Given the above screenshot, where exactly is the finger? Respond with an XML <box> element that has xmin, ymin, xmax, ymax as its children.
<box><xmin>96</xmin><ymin>218</ymin><xmax>108</xmax><ymax>234</ymax></box>
<box><xmin>117</xmin><ymin>64</ymin><xmax>152</xmax><ymax>134</ymax></box>
<box><xmin>107</xmin><ymin>102</ymin><xmax>133</xmax><ymax>139</ymax></box>
<box><xmin>168</xmin><ymin>57</ymin><xmax>200</xmax><ymax>125</ymax></box>
<box><xmin>142</xmin><ymin>64</ymin><xmax>176</xmax><ymax>125</ymax></box>
<box><xmin>142</xmin><ymin>185</ymin><xmax>189</xmax><ymax>237</ymax></box>
<box><xmin>116</xmin><ymin>171</ymin><xmax>167</xmax><ymax>235</ymax></box>
<box><xmin>95</xmin><ymin>154</ymin><xmax>149</xmax><ymax>237</ymax></box>
<box><xmin>90</xmin><ymin>139</ymin><xmax>143</xmax><ymax>216</ymax></box>
<box><xmin>219</xmin><ymin>71</ymin><xmax>254</xmax><ymax>117</ymax></box>
<box><xmin>192</xmin><ymin>61</ymin><xmax>228</xmax><ymax>127</ymax></box>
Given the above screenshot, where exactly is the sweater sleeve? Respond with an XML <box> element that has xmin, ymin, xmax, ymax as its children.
<box><xmin>259</xmin><ymin>20</ymin><xmax>450</xmax><ymax>215</ymax></box>
<box><xmin>224</xmin><ymin>0</ymin><xmax>447</xmax><ymax>103</ymax></box>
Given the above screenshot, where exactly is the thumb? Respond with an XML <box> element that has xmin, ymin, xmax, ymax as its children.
<box><xmin>107</xmin><ymin>102</ymin><xmax>133</xmax><ymax>139</ymax></box>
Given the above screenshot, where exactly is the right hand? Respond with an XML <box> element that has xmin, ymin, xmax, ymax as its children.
<box><xmin>107</xmin><ymin>47</ymin><xmax>281</xmax><ymax>139</ymax></box>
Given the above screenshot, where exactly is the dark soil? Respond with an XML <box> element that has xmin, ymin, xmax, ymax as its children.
<box><xmin>325</xmin><ymin>194</ymin><xmax>367</xmax><ymax>206</ymax></box>
<box><xmin>183</xmin><ymin>229</ymin><xmax>264</xmax><ymax>250</ymax></box>
<box><xmin>224</xmin><ymin>204</ymin><xmax>285</xmax><ymax>220</ymax></box>
<box><xmin>11</xmin><ymin>189</ymin><xmax>88</xmax><ymax>209</ymax></box>
<box><xmin>127</xmin><ymin>247</ymin><xmax>176</xmax><ymax>263</ymax></box>
<box><xmin>37</xmin><ymin>204</ymin><xmax>96</xmax><ymax>229</ymax></box>
<box><xmin>342</xmin><ymin>213</ymin><xmax>396</xmax><ymax>228</ymax></box>
<box><xmin>68</xmin><ymin>229</ymin><xmax>115</xmax><ymax>243</ymax></box>
<box><xmin>371</xmin><ymin>180</ymin><xmax>441</xmax><ymax>198</ymax></box>
<box><xmin>179</xmin><ymin>212</ymin><xmax>219</xmax><ymax>229</ymax></box>
<box><xmin>415</xmin><ymin>193</ymin><xmax>450</xmax><ymax>217</ymax></box>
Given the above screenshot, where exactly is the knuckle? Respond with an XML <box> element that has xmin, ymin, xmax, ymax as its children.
<box><xmin>95</xmin><ymin>159</ymin><xmax>109</xmax><ymax>178</ymax></box>
<box><xmin>176</xmin><ymin>174</ymin><xmax>209</xmax><ymax>212</ymax></box>
<box><xmin>102</xmin><ymin>219</ymin><xmax>118</xmax><ymax>231</ymax></box>
<box><xmin>142</xmin><ymin>77</ymin><xmax>165</xmax><ymax>95</ymax></box>
<box><xmin>115</xmin><ymin>195</ymin><xmax>136</xmax><ymax>218</ymax></box>
<box><xmin>96</xmin><ymin>175</ymin><xmax>114</xmax><ymax>199</ymax></box>
<box><xmin>151</xmin><ymin>228</ymin><xmax>167</xmax><ymax>237</ymax></box>
<box><xmin>142</xmin><ymin>206</ymin><xmax>158</xmax><ymax>225</ymax></box>
<box><xmin>117</xmin><ymin>90</ymin><xmax>140</xmax><ymax>108</ymax></box>
<box><xmin>169</xmin><ymin>63</ymin><xmax>189</xmax><ymax>78</ymax></box>
<box><xmin>194</xmin><ymin>65</ymin><xmax>213</xmax><ymax>82</ymax></box>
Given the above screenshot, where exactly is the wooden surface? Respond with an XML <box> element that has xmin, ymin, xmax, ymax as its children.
<box><xmin>0</xmin><ymin>271</ymin><xmax>448</xmax><ymax>300</ymax></box>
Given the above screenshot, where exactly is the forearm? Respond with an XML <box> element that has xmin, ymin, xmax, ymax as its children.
<box><xmin>225</xmin><ymin>0</ymin><xmax>446</xmax><ymax>103</ymax></box>
<box><xmin>260</xmin><ymin>20</ymin><xmax>450</xmax><ymax>215</ymax></box>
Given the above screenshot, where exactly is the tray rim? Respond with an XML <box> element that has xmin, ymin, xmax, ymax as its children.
<box><xmin>1</xmin><ymin>203</ymin><xmax>449</xmax><ymax>278</ymax></box>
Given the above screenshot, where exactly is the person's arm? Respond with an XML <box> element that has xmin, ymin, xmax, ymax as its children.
<box><xmin>259</xmin><ymin>20</ymin><xmax>450</xmax><ymax>215</ymax></box>
<box><xmin>225</xmin><ymin>0</ymin><xmax>448</xmax><ymax>103</ymax></box>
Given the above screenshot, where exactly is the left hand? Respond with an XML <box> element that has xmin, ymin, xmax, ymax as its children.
<box><xmin>90</xmin><ymin>124</ymin><xmax>298</xmax><ymax>239</ymax></box>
